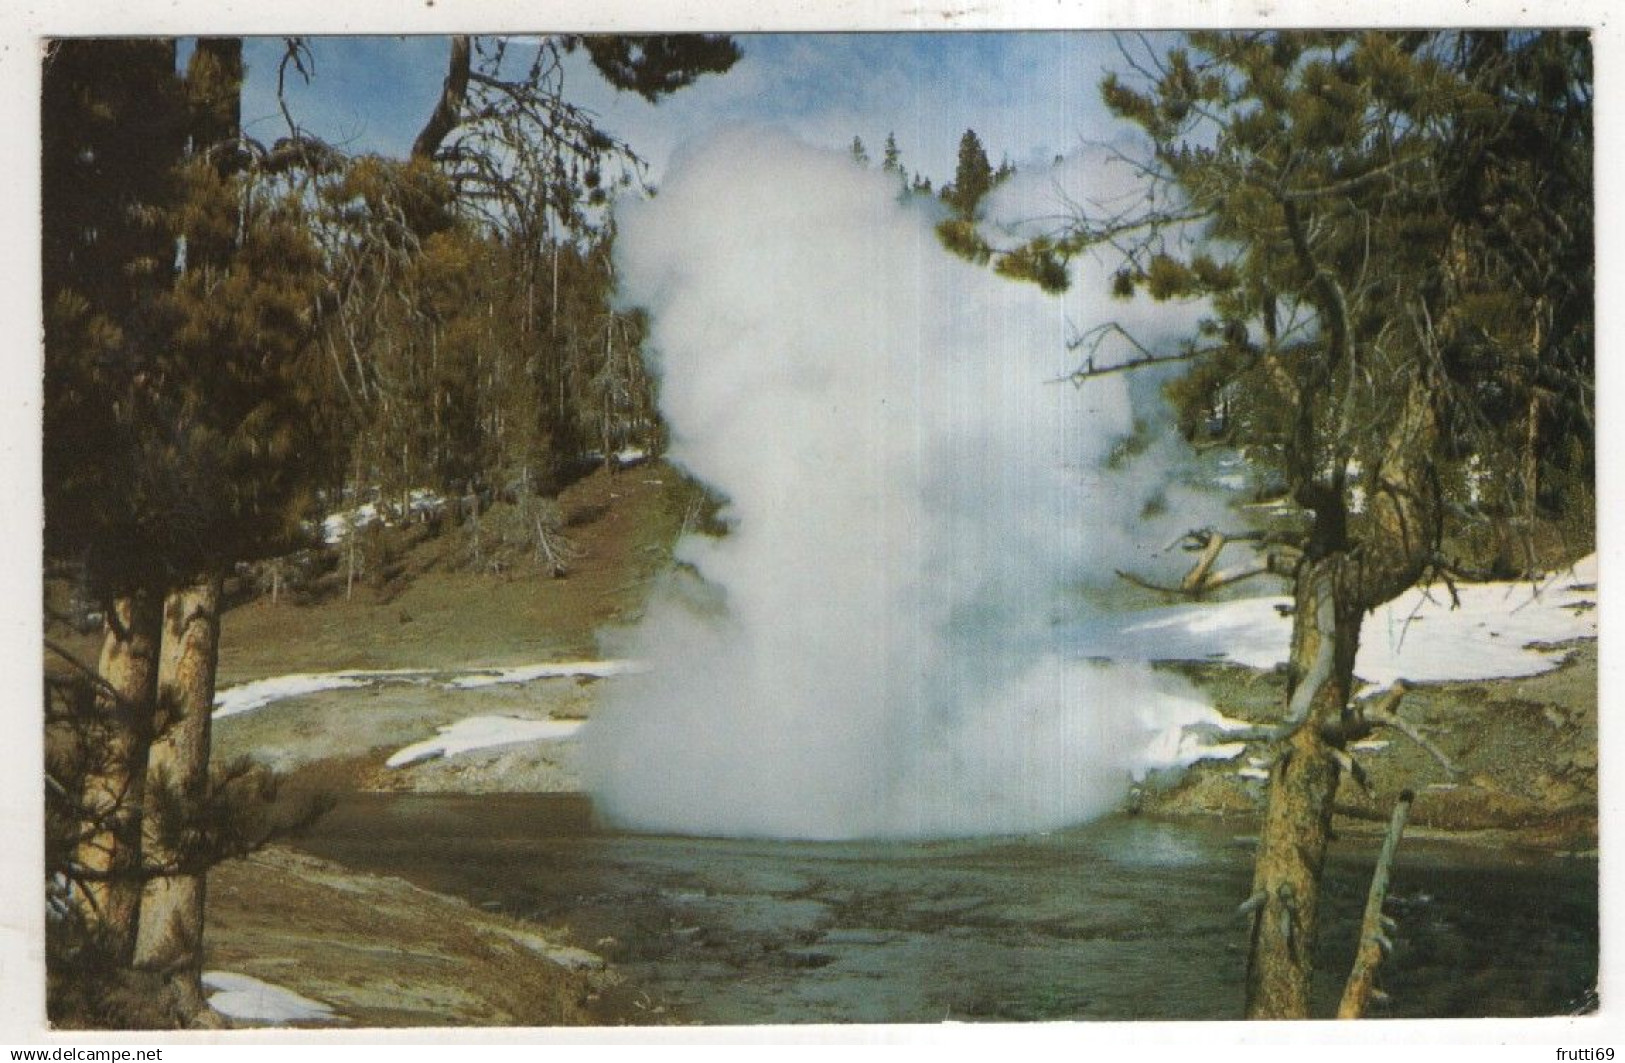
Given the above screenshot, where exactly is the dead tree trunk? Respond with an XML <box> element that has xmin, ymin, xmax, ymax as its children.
<box><xmin>1338</xmin><ymin>789</ymin><xmax>1415</xmax><ymax>1018</ymax></box>
<box><xmin>133</xmin><ymin>571</ymin><xmax>224</xmax><ymax>1018</ymax></box>
<box><xmin>72</xmin><ymin>587</ymin><xmax>164</xmax><ymax>966</ymax></box>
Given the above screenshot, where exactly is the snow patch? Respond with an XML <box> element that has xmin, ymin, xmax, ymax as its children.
<box><xmin>203</xmin><ymin>971</ymin><xmax>339</xmax><ymax>1025</ymax></box>
<box><xmin>446</xmin><ymin>660</ymin><xmax>645</xmax><ymax>689</ymax></box>
<box><xmin>321</xmin><ymin>489</ymin><xmax>445</xmax><ymax>545</ymax></box>
<box><xmin>1083</xmin><ymin>556</ymin><xmax>1597</xmax><ymax>688</ymax></box>
<box><xmin>213</xmin><ymin>669</ymin><xmax>434</xmax><ymax>718</ymax></box>
<box><xmin>214</xmin><ymin>660</ymin><xmax>641</xmax><ymax>717</ymax></box>
<box><xmin>385</xmin><ymin>715</ymin><xmax>586</xmax><ymax>768</ymax></box>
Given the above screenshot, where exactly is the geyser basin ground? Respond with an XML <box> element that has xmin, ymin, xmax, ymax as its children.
<box><xmin>203</xmin><ymin>512</ymin><xmax>1597</xmax><ymax>1023</ymax></box>
<box><xmin>293</xmin><ymin>792</ymin><xmax>1598</xmax><ymax>1023</ymax></box>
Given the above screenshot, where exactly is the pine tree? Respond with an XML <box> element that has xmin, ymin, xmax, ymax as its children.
<box><xmin>44</xmin><ymin>36</ymin><xmax>333</xmax><ymax>1024</ymax></box>
<box><xmin>944</xmin><ymin>128</ymin><xmax>993</xmax><ymax>218</ymax></box>
<box><xmin>42</xmin><ymin>37</ymin><xmax>187</xmax><ymax>974</ymax></box>
<box><xmin>131</xmin><ymin>38</ymin><xmax>335</xmax><ymax>1019</ymax></box>
<box><xmin>999</xmin><ymin>30</ymin><xmax>1592</xmax><ymax>1018</ymax></box>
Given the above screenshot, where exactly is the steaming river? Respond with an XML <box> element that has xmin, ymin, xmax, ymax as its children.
<box><xmin>294</xmin><ymin>793</ymin><xmax>1596</xmax><ymax>1023</ymax></box>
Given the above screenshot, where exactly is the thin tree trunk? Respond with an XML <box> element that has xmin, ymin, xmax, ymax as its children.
<box><xmin>1519</xmin><ymin>385</ymin><xmax>1541</xmax><ymax>565</ymax></box>
<box><xmin>72</xmin><ymin>587</ymin><xmax>163</xmax><ymax>966</ymax></box>
<box><xmin>1338</xmin><ymin>789</ymin><xmax>1415</xmax><ymax>1018</ymax></box>
<box><xmin>133</xmin><ymin>572</ymin><xmax>223</xmax><ymax>1019</ymax></box>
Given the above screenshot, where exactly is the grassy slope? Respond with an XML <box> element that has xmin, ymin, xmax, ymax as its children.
<box><xmin>215</xmin><ymin>461</ymin><xmax>697</xmax><ymax>683</ymax></box>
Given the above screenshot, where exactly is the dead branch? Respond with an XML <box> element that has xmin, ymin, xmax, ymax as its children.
<box><xmin>1053</xmin><ymin>341</ymin><xmax>1222</xmax><ymax>385</ymax></box>
<box><xmin>1338</xmin><ymin>788</ymin><xmax>1415</xmax><ymax>1018</ymax></box>
<box><xmin>1183</xmin><ymin>720</ymin><xmax>1280</xmax><ymax>744</ymax></box>
<box><xmin>1362</xmin><ymin>682</ymin><xmax>1463</xmax><ymax>781</ymax></box>
<box><xmin>1116</xmin><ymin>564</ymin><xmax>1284</xmax><ymax>596</ymax></box>
<box><xmin>1118</xmin><ymin>528</ymin><xmax>1301</xmax><ymax>598</ymax></box>
<box><xmin>1182</xmin><ymin>530</ymin><xmax>1228</xmax><ymax>592</ymax></box>
<box><xmin>1330</xmin><ymin>747</ymin><xmax>1371</xmax><ymax>795</ymax></box>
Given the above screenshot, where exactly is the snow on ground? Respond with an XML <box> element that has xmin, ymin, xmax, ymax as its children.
<box><xmin>1128</xmin><ymin>686</ymin><xmax>1254</xmax><ymax>778</ymax></box>
<box><xmin>203</xmin><ymin>971</ymin><xmax>339</xmax><ymax>1025</ymax></box>
<box><xmin>214</xmin><ymin>661</ymin><xmax>637</xmax><ymax>717</ymax></box>
<box><xmin>213</xmin><ymin>669</ymin><xmax>436</xmax><ymax>718</ymax></box>
<box><xmin>320</xmin><ymin>489</ymin><xmax>447</xmax><ymax>545</ymax></box>
<box><xmin>446</xmin><ymin>660</ymin><xmax>646</xmax><ymax>689</ymax></box>
<box><xmin>212</xmin><ymin>558</ymin><xmax>1593</xmax><ymax>791</ymax></box>
<box><xmin>1084</xmin><ymin>555</ymin><xmax>1596</xmax><ymax>688</ymax></box>
<box><xmin>385</xmin><ymin>715</ymin><xmax>586</xmax><ymax>768</ymax></box>
<box><xmin>320</xmin><ymin>502</ymin><xmax>378</xmax><ymax>546</ymax></box>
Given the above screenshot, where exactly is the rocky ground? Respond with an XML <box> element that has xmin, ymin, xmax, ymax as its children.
<box><xmin>205</xmin><ymin>846</ymin><xmax>615</xmax><ymax>1027</ymax></box>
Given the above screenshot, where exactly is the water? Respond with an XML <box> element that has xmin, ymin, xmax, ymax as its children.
<box><xmin>293</xmin><ymin>793</ymin><xmax>1597</xmax><ymax>1023</ymax></box>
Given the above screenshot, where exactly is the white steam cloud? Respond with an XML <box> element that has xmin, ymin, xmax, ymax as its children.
<box><xmin>584</xmin><ymin>129</ymin><xmax>1221</xmax><ymax>839</ymax></box>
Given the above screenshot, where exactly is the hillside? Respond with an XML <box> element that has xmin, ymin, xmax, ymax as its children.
<box><xmin>215</xmin><ymin>460</ymin><xmax>698</xmax><ymax>683</ymax></box>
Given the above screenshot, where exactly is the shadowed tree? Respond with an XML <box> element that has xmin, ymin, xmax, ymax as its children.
<box><xmin>310</xmin><ymin>33</ymin><xmax>736</xmax><ymax>525</ymax></box>
<box><xmin>46</xmin><ymin>36</ymin><xmax>335</xmax><ymax>1026</ymax></box>
<box><xmin>43</xmin><ymin>31</ymin><xmax>735</xmax><ymax>1026</ymax></box>
<box><xmin>129</xmin><ymin>37</ymin><xmax>335</xmax><ymax>1019</ymax></box>
<box><xmin>42</xmin><ymin>37</ymin><xmax>187</xmax><ymax>973</ymax></box>
<box><xmin>882</xmin><ymin>131</ymin><xmax>904</xmax><ymax>183</ymax></box>
<box><xmin>943</xmin><ymin>128</ymin><xmax>994</xmax><ymax>218</ymax></box>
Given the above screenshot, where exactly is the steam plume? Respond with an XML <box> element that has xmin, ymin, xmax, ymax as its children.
<box><xmin>585</xmin><ymin>130</ymin><xmax>1217</xmax><ymax>839</ymax></box>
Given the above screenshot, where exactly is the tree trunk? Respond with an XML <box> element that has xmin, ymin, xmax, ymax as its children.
<box><xmin>1518</xmin><ymin>385</ymin><xmax>1541</xmax><ymax>566</ymax></box>
<box><xmin>1244</xmin><ymin>378</ymin><xmax>1440</xmax><ymax>1018</ymax></box>
<box><xmin>133</xmin><ymin>572</ymin><xmax>223</xmax><ymax>1017</ymax></box>
<box><xmin>1243</xmin><ymin>557</ymin><xmax>1362</xmax><ymax>1018</ymax></box>
<box><xmin>412</xmin><ymin>36</ymin><xmax>472</xmax><ymax>161</ymax></box>
<box><xmin>72</xmin><ymin>587</ymin><xmax>163</xmax><ymax>966</ymax></box>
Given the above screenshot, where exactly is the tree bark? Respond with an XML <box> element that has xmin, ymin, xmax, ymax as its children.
<box><xmin>72</xmin><ymin>587</ymin><xmax>163</xmax><ymax>966</ymax></box>
<box><xmin>1244</xmin><ymin>377</ymin><xmax>1440</xmax><ymax>1018</ymax></box>
<box><xmin>1243</xmin><ymin>557</ymin><xmax>1361</xmax><ymax>1018</ymax></box>
<box><xmin>133</xmin><ymin>572</ymin><xmax>224</xmax><ymax>1017</ymax></box>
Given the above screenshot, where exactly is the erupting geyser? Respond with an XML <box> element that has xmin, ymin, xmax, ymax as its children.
<box><xmin>584</xmin><ymin>129</ymin><xmax>1218</xmax><ymax>839</ymax></box>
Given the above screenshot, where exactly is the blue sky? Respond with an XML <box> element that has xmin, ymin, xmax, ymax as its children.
<box><xmin>240</xmin><ymin>33</ymin><xmax>1140</xmax><ymax>189</ymax></box>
